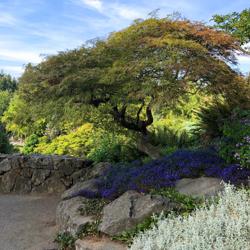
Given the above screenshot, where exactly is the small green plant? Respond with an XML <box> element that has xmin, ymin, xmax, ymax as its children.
<box><xmin>77</xmin><ymin>220</ymin><xmax>100</xmax><ymax>238</ymax></box>
<box><xmin>112</xmin><ymin>216</ymin><xmax>158</xmax><ymax>245</ymax></box>
<box><xmin>55</xmin><ymin>232</ymin><xmax>76</xmax><ymax>250</ymax></box>
<box><xmin>150</xmin><ymin>187</ymin><xmax>203</xmax><ymax>214</ymax></box>
<box><xmin>78</xmin><ymin>199</ymin><xmax>109</xmax><ymax>217</ymax></box>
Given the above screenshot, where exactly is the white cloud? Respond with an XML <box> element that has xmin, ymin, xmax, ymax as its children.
<box><xmin>237</xmin><ymin>55</ymin><xmax>250</xmax><ymax>74</ymax></box>
<box><xmin>0</xmin><ymin>49</ymin><xmax>41</xmax><ymax>63</ymax></box>
<box><xmin>237</xmin><ymin>55</ymin><xmax>250</xmax><ymax>63</ymax></box>
<box><xmin>81</xmin><ymin>0</ymin><xmax>103</xmax><ymax>11</ymax></box>
<box><xmin>0</xmin><ymin>13</ymin><xmax>17</xmax><ymax>26</ymax></box>
<box><xmin>110</xmin><ymin>5</ymin><xmax>144</xmax><ymax>20</ymax></box>
<box><xmin>1</xmin><ymin>65</ymin><xmax>24</xmax><ymax>73</ymax></box>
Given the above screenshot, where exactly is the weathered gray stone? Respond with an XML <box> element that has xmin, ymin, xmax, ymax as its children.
<box><xmin>61</xmin><ymin>178</ymin><xmax>99</xmax><ymax>200</ymax></box>
<box><xmin>32</xmin><ymin>175</ymin><xmax>66</xmax><ymax>193</ymax></box>
<box><xmin>21</xmin><ymin>168</ymin><xmax>33</xmax><ymax>178</ymax></box>
<box><xmin>75</xmin><ymin>238</ymin><xmax>126</xmax><ymax>250</ymax></box>
<box><xmin>56</xmin><ymin>197</ymin><xmax>95</xmax><ymax>236</ymax></box>
<box><xmin>71</xmin><ymin>169</ymin><xmax>86</xmax><ymax>184</ymax></box>
<box><xmin>175</xmin><ymin>177</ymin><xmax>224</xmax><ymax>197</ymax></box>
<box><xmin>0</xmin><ymin>159</ymin><xmax>11</xmax><ymax>174</ymax></box>
<box><xmin>29</xmin><ymin>155</ymin><xmax>54</xmax><ymax>169</ymax></box>
<box><xmin>99</xmin><ymin>190</ymin><xmax>176</xmax><ymax>236</ymax></box>
<box><xmin>0</xmin><ymin>154</ymin><xmax>93</xmax><ymax>194</ymax></box>
<box><xmin>88</xmin><ymin>162</ymin><xmax>111</xmax><ymax>179</ymax></box>
<box><xmin>60</xmin><ymin>163</ymin><xmax>76</xmax><ymax>176</ymax></box>
<box><xmin>1</xmin><ymin>170</ymin><xmax>18</xmax><ymax>193</ymax></box>
<box><xmin>0</xmin><ymin>154</ymin><xmax>8</xmax><ymax>162</ymax></box>
<box><xmin>13</xmin><ymin>176</ymin><xmax>32</xmax><ymax>193</ymax></box>
<box><xmin>31</xmin><ymin>169</ymin><xmax>51</xmax><ymax>186</ymax></box>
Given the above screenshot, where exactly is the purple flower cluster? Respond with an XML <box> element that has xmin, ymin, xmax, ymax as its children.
<box><xmin>79</xmin><ymin>149</ymin><xmax>250</xmax><ymax>200</ymax></box>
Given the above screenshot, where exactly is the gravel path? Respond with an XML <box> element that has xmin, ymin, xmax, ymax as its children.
<box><xmin>0</xmin><ymin>194</ymin><xmax>60</xmax><ymax>250</ymax></box>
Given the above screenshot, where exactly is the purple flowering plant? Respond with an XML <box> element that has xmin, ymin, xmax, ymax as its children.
<box><xmin>78</xmin><ymin>149</ymin><xmax>250</xmax><ymax>200</ymax></box>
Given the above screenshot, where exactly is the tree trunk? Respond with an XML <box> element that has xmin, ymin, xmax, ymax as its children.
<box><xmin>137</xmin><ymin>136</ymin><xmax>161</xmax><ymax>159</ymax></box>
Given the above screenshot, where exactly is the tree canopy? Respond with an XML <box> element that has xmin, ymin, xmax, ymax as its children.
<box><xmin>0</xmin><ymin>72</ymin><xmax>17</xmax><ymax>92</ymax></box>
<box><xmin>212</xmin><ymin>8</ymin><xmax>250</xmax><ymax>45</ymax></box>
<box><xmin>3</xmin><ymin>17</ymin><xmax>248</xmax><ymax>137</ymax></box>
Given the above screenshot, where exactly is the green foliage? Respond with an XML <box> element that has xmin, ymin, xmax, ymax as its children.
<box><xmin>0</xmin><ymin>72</ymin><xmax>17</xmax><ymax>92</ymax></box>
<box><xmin>148</xmin><ymin>126</ymin><xmax>193</xmax><ymax>149</ymax></box>
<box><xmin>0</xmin><ymin>125</ymin><xmax>12</xmax><ymax>153</ymax></box>
<box><xmin>194</xmin><ymin>101</ymin><xmax>232</xmax><ymax>142</ymax></box>
<box><xmin>219</xmin><ymin>109</ymin><xmax>250</xmax><ymax>167</ymax></box>
<box><xmin>55</xmin><ymin>232</ymin><xmax>76</xmax><ymax>250</ymax></box>
<box><xmin>3</xmin><ymin>17</ymin><xmax>243</xmax><ymax>140</ymax></box>
<box><xmin>150</xmin><ymin>187</ymin><xmax>203</xmax><ymax>214</ymax></box>
<box><xmin>22</xmin><ymin>119</ymin><xmax>47</xmax><ymax>154</ymax></box>
<box><xmin>76</xmin><ymin>220</ymin><xmax>100</xmax><ymax>238</ymax></box>
<box><xmin>113</xmin><ymin>215</ymin><xmax>158</xmax><ymax>245</ymax></box>
<box><xmin>212</xmin><ymin>8</ymin><xmax>250</xmax><ymax>44</ymax></box>
<box><xmin>78</xmin><ymin>199</ymin><xmax>108</xmax><ymax>217</ymax></box>
<box><xmin>33</xmin><ymin>123</ymin><xmax>140</xmax><ymax>162</ymax></box>
<box><xmin>22</xmin><ymin>134</ymin><xmax>40</xmax><ymax>154</ymax></box>
<box><xmin>0</xmin><ymin>91</ymin><xmax>12</xmax><ymax>117</ymax></box>
<box><xmin>2</xmin><ymin>94</ymin><xmax>35</xmax><ymax>137</ymax></box>
<box><xmin>87</xmin><ymin>132</ymin><xmax>140</xmax><ymax>163</ymax></box>
<box><xmin>34</xmin><ymin>123</ymin><xmax>95</xmax><ymax>157</ymax></box>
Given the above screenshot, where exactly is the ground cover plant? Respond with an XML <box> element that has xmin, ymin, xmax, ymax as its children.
<box><xmin>130</xmin><ymin>184</ymin><xmax>250</xmax><ymax>250</ymax></box>
<box><xmin>75</xmin><ymin>149</ymin><xmax>250</xmax><ymax>200</ymax></box>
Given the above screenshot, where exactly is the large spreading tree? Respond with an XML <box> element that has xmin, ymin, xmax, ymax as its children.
<box><xmin>5</xmin><ymin>17</ymin><xmax>247</xmax><ymax>137</ymax></box>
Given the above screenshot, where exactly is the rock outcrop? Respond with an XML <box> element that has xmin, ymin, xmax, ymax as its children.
<box><xmin>175</xmin><ymin>177</ymin><xmax>224</xmax><ymax>197</ymax></box>
<box><xmin>98</xmin><ymin>190</ymin><xmax>177</xmax><ymax>236</ymax></box>
<box><xmin>56</xmin><ymin>197</ymin><xmax>95</xmax><ymax>236</ymax></box>
<box><xmin>75</xmin><ymin>238</ymin><xmax>126</xmax><ymax>250</ymax></box>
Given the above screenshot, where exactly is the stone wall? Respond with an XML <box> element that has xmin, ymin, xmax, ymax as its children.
<box><xmin>0</xmin><ymin>154</ymin><xmax>92</xmax><ymax>194</ymax></box>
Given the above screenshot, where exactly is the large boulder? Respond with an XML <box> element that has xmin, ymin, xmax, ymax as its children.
<box><xmin>56</xmin><ymin>197</ymin><xmax>95</xmax><ymax>236</ymax></box>
<box><xmin>99</xmin><ymin>190</ymin><xmax>177</xmax><ymax>236</ymax></box>
<box><xmin>175</xmin><ymin>177</ymin><xmax>224</xmax><ymax>197</ymax></box>
<box><xmin>61</xmin><ymin>178</ymin><xmax>99</xmax><ymax>200</ymax></box>
<box><xmin>75</xmin><ymin>238</ymin><xmax>126</xmax><ymax>250</ymax></box>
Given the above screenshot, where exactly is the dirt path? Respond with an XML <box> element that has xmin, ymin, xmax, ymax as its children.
<box><xmin>0</xmin><ymin>194</ymin><xmax>60</xmax><ymax>250</ymax></box>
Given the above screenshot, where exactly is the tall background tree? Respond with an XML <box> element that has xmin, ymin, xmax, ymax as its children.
<box><xmin>212</xmin><ymin>8</ymin><xmax>250</xmax><ymax>45</ymax></box>
<box><xmin>0</xmin><ymin>72</ymin><xmax>16</xmax><ymax>153</ymax></box>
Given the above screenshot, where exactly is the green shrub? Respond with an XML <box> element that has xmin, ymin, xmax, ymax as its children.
<box><xmin>87</xmin><ymin>133</ymin><xmax>140</xmax><ymax>163</ymax></box>
<box><xmin>22</xmin><ymin>134</ymin><xmax>40</xmax><ymax>154</ymax></box>
<box><xmin>148</xmin><ymin>125</ymin><xmax>198</xmax><ymax>157</ymax></box>
<box><xmin>194</xmin><ymin>101</ymin><xmax>232</xmax><ymax>142</ymax></box>
<box><xmin>0</xmin><ymin>91</ymin><xmax>12</xmax><ymax>116</ymax></box>
<box><xmin>35</xmin><ymin>123</ymin><xmax>95</xmax><ymax>157</ymax></box>
<box><xmin>219</xmin><ymin>109</ymin><xmax>250</xmax><ymax>167</ymax></box>
<box><xmin>0</xmin><ymin>125</ymin><xmax>12</xmax><ymax>153</ymax></box>
<box><xmin>34</xmin><ymin>123</ymin><xmax>140</xmax><ymax>163</ymax></box>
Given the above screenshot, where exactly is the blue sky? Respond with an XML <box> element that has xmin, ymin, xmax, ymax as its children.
<box><xmin>0</xmin><ymin>0</ymin><xmax>249</xmax><ymax>77</ymax></box>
